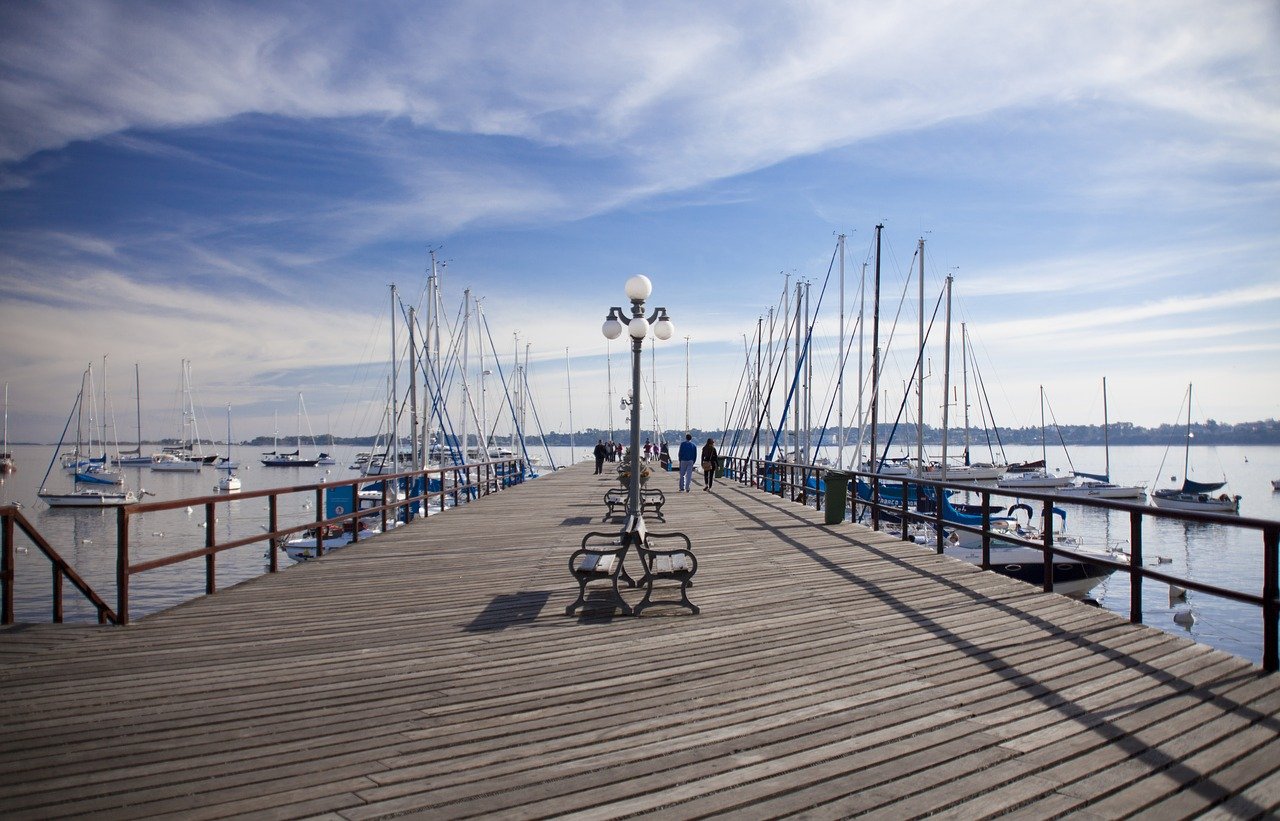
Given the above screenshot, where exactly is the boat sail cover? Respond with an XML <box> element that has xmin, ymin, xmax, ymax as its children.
<box><xmin>1181</xmin><ymin>478</ymin><xmax>1226</xmax><ymax>494</ymax></box>
<box><xmin>1073</xmin><ymin>470</ymin><xmax>1110</xmax><ymax>482</ymax></box>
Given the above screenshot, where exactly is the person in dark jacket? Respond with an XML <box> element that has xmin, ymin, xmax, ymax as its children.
<box><xmin>701</xmin><ymin>438</ymin><xmax>719</xmax><ymax>490</ymax></box>
<box><xmin>593</xmin><ymin>440</ymin><xmax>608</xmax><ymax>474</ymax></box>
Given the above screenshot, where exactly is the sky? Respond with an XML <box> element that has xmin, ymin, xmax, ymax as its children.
<box><xmin>1</xmin><ymin>1</ymin><xmax>1278</xmax><ymax>448</ymax></box>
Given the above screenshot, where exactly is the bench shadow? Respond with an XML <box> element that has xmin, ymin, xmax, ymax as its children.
<box><xmin>574</xmin><ymin>590</ymin><xmax>629</xmax><ymax>623</ymax></box>
<box><xmin>464</xmin><ymin>591</ymin><xmax>552</xmax><ymax>632</ymax></box>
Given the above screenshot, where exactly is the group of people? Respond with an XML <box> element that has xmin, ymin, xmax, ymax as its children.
<box><xmin>591</xmin><ymin>439</ymin><xmax>626</xmax><ymax>474</ymax></box>
<box><xmin>592</xmin><ymin>434</ymin><xmax>720</xmax><ymax>492</ymax></box>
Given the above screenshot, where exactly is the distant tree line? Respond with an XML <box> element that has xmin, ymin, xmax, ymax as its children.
<box><xmin>150</xmin><ymin>418</ymin><xmax>1280</xmax><ymax>449</ymax></box>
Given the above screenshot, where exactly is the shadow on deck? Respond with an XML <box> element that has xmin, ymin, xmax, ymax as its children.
<box><xmin>0</xmin><ymin>464</ymin><xmax>1276</xmax><ymax>818</ymax></box>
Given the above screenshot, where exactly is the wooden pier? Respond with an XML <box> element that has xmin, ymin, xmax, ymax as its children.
<box><xmin>1</xmin><ymin>464</ymin><xmax>1278</xmax><ymax>818</ymax></box>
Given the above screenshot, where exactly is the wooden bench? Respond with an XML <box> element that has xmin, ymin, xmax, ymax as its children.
<box><xmin>603</xmin><ymin>487</ymin><xmax>666</xmax><ymax>521</ymax></box>
<box><xmin>565</xmin><ymin>530</ymin><xmax>637</xmax><ymax>616</ymax></box>
<box><xmin>633</xmin><ymin>530</ymin><xmax>699</xmax><ymax>616</ymax></box>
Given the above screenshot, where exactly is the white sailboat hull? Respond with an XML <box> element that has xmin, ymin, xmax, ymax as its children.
<box><xmin>997</xmin><ymin>471</ymin><xmax>1074</xmax><ymax>489</ymax></box>
<box><xmin>40</xmin><ymin>489</ymin><xmax>138</xmax><ymax>507</ymax></box>
<box><xmin>1056</xmin><ymin>482</ymin><xmax>1147</xmax><ymax>500</ymax></box>
<box><xmin>1151</xmin><ymin>490</ymin><xmax>1240</xmax><ymax>514</ymax></box>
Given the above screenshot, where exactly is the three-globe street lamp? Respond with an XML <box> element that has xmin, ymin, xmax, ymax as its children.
<box><xmin>601</xmin><ymin>275</ymin><xmax>674</xmax><ymax>535</ymax></box>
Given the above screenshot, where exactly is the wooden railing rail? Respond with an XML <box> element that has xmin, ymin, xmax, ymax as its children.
<box><xmin>722</xmin><ymin>455</ymin><xmax>1280</xmax><ymax>672</ymax></box>
<box><xmin>4</xmin><ymin>457</ymin><xmax>528</xmax><ymax>627</ymax></box>
<box><xmin>1</xmin><ymin>505</ymin><xmax>118</xmax><ymax>625</ymax></box>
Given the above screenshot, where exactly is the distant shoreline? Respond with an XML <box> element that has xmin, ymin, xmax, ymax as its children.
<box><xmin>15</xmin><ymin>419</ymin><xmax>1280</xmax><ymax>449</ymax></box>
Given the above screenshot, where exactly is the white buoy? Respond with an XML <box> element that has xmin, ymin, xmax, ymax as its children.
<box><xmin>1173</xmin><ymin>610</ymin><xmax>1196</xmax><ymax>627</ymax></box>
<box><xmin>1156</xmin><ymin>556</ymin><xmax>1172</xmax><ymax>564</ymax></box>
<box><xmin>1169</xmin><ymin>584</ymin><xmax>1187</xmax><ymax>601</ymax></box>
<box><xmin>185</xmin><ymin>506</ymin><xmax>193</xmax><ymax>514</ymax></box>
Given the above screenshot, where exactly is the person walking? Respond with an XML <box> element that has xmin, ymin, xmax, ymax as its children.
<box><xmin>677</xmin><ymin>434</ymin><xmax>697</xmax><ymax>492</ymax></box>
<box><xmin>593</xmin><ymin>439</ymin><xmax>608</xmax><ymax>474</ymax></box>
<box><xmin>701</xmin><ymin>438</ymin><xmax>719</xmax><ymax>491</ymax></box>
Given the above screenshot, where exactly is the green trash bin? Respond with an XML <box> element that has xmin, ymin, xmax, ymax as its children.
<box><xmin>824</xmin><ymin>470</ymin><xmax>853</xmax><ymax>524</ymax></box>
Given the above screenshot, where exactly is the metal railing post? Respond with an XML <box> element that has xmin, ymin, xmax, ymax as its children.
<box><xmin>1130</xmin><ymin>511</ymin><xmax>1144</xmax><ymax>624</ymax></box>
<box><xmin>981</xmin><ymin>490</ymin><xmax>992</xmax><ymax>570</ymax></box>
<box><xmin>205</xmin><ymin>502</ymin><xmax>216</xmax><ymax>595</ymax></box>
<box><xmin>117</xmin><ymin>506</ymin><xmax>131</xmax><ymax>626</ymax></box>
<box><xmin>2</xmin><ymin>512</ymin><xmax>13</xmax><ymax>624</ymax></box>
<box><xmin>900</xmin><ymin>480</ymin><xmax>910</xmax><ymax>542</ymax></box>
<box><xmin>268</xmin><ymin>494</ymin><xmax>279</xmax><ymax>572</ymax></box>
<box><xmin>51</xmin><ymin>564</ymin><xmax>63</xmax><ymax>623</ymax></box>
<box><xmin>933</xmin><ymin>482</ymin><xmax>945</xmax><ymax>554</ymax></box>
<box><xmin>1264</xmin><ymin>525</ymin><xmax>1278</xmax><ymax>673</ymax></box>
<box><xmin>315</xmin><ymin>487</ymin><xmax>326</xmax><ymax>557</ymax></box>
<box><xmin>1042</xmin><ymin>501</ymin><xmax>1054</xmax><ymax>594</ymax></box>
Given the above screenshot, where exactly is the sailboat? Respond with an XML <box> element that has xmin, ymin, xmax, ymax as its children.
<box><xmin>117</xmin><ymin>364</ymin><xmax>155</xmax><ymax>466</ymax></box>
<box><xmin>152</xmin><ymin>361</ymin><xmax>206</xmax><ymax>472</ymax></box>
<box><xmin>261</xmin><ymin>397</ymin><xmax>321</xmax><ymax>467</ymax></box>
<box><xmin>0</xmin><ymin>383</ymin><xmax>15</xmax><ymax>474</ymax></box>
<box><xmin>1057</xmin><ymin>377</ymin><xmax>1146</xmax><ymax>500</ymax></box>
<box><xmin>39</xmin><ymin>366</ymin><xmax>138</xmax><ymax>507</ymax></box>
<box><xmin>70</xmin><ymin>359</ymin><xmax>125</xmax><ymax>486</ymax></box>
<box><xmin>216</xmin><ymin>405</ymin><xmax>242</xmax><ymax>492</ymax></box>
<box><xmin>1151</xmin><ymin>383</ymin><xmax>1240</xmax><ymax>514</ymax></box>
<box><xmin>996</xmin><ymin>386</ymin><xmax>1073</xmax><ymax>489</ymax></box>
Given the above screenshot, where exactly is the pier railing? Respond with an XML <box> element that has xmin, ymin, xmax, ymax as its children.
<box><xmin>0</xmin><ymin>505</ymin><xmax>118</xmax><ymax>624</ymax></box>
<box><xmin>2</xmin><ymin>457</ymin><xmax>529</xmax><ymax>626</ymax></box>
<box><xmin>722</xmin><ymin>456</ymin><xmax>1280</xmax><ymax>672</ymax></box>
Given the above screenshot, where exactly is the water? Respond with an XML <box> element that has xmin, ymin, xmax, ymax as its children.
<box><xmin>807</xmin><ymin>443</ymin><xmax>1280</xmax><ymax>666</ymax></box>
<box><xmin>4</xmin><ymin>442</ymin><xmax>1278</xmax><ymax>665</ymax></box>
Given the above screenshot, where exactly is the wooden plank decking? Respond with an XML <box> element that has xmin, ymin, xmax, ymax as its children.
<box><xmin>1</xmin><ymin>464</ymin><xmax>1278</xmax><ymax>819</ymax></box>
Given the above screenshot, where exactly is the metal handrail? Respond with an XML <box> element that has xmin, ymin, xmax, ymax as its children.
<box><xmin>723</xmin><ymin>455</ymin><xmax>1279</xmax><ymax>672</ymax></box>
<box><xmin>4</xmin><ymin>457</ymin><xmax>529</xmax><ymax>627</ymax></box>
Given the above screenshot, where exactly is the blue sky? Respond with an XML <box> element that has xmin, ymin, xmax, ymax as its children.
<box><xmin>1</xmin><ymin>1</ymin><xmax>1277</xmax><ymax>445</ymax></box>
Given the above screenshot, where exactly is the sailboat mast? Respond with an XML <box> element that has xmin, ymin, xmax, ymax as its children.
<box><xmin>460</xmin><ymin>289</ymin><xmax>470</xmax><ymax>463</ymax></box>
<box><xmin>939</xmin><ymin>274</ymin><xmax>953</xmax><ymax>480</ymax></box>
<box><xmin>565</xmin><ymin>347</ymin><xmax>574</xmax><ymax>463</ymax></box>
<box><xmin>135</xmin><ymin>363</ymin><xmax>142</xmax><ymax>451</ymax></box>
<box><xmin>389</xmin><ymin>283</ymin><xmax>399</xmax><ymax>470</ymax></box>
<box><xmin>837</xmin><ymin>232</ymin><xmax>845</xmax><ymax>470</ymax></box>
<box><xmin>793</xmin><ymin>279</ymin><xmax>801</xmax><ymax>460</ymax></box>
<box><xmin>478</xmin><ymin>299</ymin><xmax>487</xmax><ymax>457</ymax></box>
<box><xmin>856</xmin><ymin>261</ymin><xmax>866</xmax><ymax>470</ymax></box>
<box><xmin>1103</xmin><ymin>376</ymin><xmax>1110</xmax><ymax>479</ymax></box>
<box><xmin>916</xmin><ymin>238</ymin><xmax>925</xmax><ymax>472</ymax></box>
<box><xmin>1040</xmin><ymin>384</ymin><xmax>1047</xmax><ymax>466</ymax></box>
<box><xmin>1184</xmin><ymin>382</ymin><xmax>1193</xmax><ymax>482</ymax></box>
<box><xmin>961</xmin><ymin>325</ymin><xmax>970</xmax><ymax>464</ymax></box>
<box><xmin>684</xmin><ymin>335</ymin><xmax>690</xmax><ymax>433</ymax></box>
<box><xmin>798</xmin><ymin>280</ymin><xmax>808</xmax><ymax>461</ymax></box>
<box><xmin>409</xmin><ymin>305</ymin><xmax>420</xmax><ymax>470</ymax></box>
<box><xmin>869</xmin><ymin>223</ymin><xmax>883</xmax><ymax>472</ymax></box>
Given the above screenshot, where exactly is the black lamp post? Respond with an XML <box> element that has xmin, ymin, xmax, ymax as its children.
<box><xmin>601</xmin><ymin>275</ymin><xmax>674</xmax><ymax>531</ymax></box>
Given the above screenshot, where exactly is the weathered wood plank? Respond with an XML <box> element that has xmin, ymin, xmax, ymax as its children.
<box><xmin>0</xmin><ymin>464</ymin><xmax>1274</xmax><ymax>819</ymax></box>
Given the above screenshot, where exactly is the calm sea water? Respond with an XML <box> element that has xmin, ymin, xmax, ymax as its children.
<box><xmin>4</xmin><ymin>442</ymin><xmax>1278</xmax><ymax>665</ymax></box>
